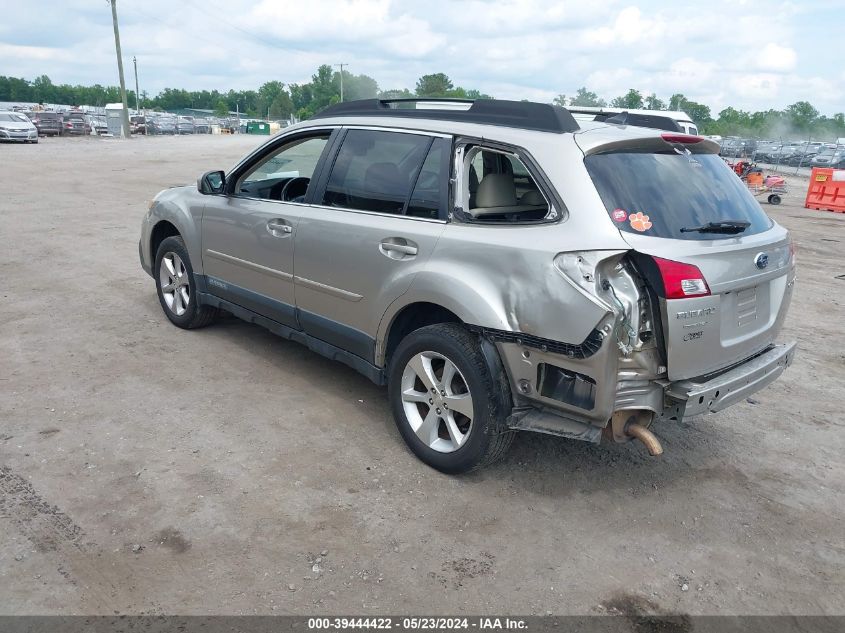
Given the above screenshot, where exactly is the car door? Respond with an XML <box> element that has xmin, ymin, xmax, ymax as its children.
<box><xmin>200</xmin><ymin>129</ymin><xmax>335</xmax><ymax>329</ymax></box>
<box><xmin>293</xmin><ymin>128</ymin><xmax>450</xmax><ymax>362</ymax></box>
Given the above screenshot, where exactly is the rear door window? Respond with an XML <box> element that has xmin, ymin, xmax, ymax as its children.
<box><xmin>585</xmin><ymin>152</ymin><xmax>773</xmax><ymax>240</ymax></box>
<box><xmin>322</xmin><ymin>129</ymin><xmax>433</xmax><ymax>216</ymax></box>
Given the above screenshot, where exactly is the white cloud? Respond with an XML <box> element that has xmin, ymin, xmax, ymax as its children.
<box><xmin>583</xmin><ymin>6</ymin><xmax>664</xmax><ymax>46</ymax></box>
<box><xmin>758</xmin><ymin>43</ymin><xmax>797</xmax><ymax>71</ymax></box>
<box><xmin>729</xmin><ymin>73</ymin><xmax>780</xmax><ymax>100</ymax></box>
<box><xmin>0</xmin><ymin>0</ymin><xmax>842</xmax><ymax>116</ymax></box>
<box><xmin>0</xmin><ymin>43</ymin><xmax>60</xmax><ymax>61</ymax></box>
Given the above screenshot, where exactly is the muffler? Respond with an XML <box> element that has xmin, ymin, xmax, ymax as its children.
<box><xmin>606</xmin><ymin>410</ymin><xmax>664</xmax><ymax>456</ymax></box>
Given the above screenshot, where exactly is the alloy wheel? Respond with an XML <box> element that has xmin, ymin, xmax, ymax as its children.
<box><xmin>401</xmin><ymin>351</ymin><xmax>474</xmax><ymax>453</ymax></box>
<box><xmin>159</xmin><ymin>252</ymin><xmax>190</xmax><ymax>316</ymax></box>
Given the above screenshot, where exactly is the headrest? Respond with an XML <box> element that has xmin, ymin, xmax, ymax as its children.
<box><xmin>364</xmin><ymin>162</ymin><xmax>405</xmax><ymax>194</ymax></box>
<box><xmin>520</xmin><ymin>189</ymin><xmax>545</xmax><ymax>206</ymax></box>
<box><xmin>475</xmin><ymin>173</ymin><xmax>517</xmax><ymax>208</ymax></box>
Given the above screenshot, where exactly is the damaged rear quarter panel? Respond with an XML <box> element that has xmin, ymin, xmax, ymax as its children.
<box><xmin>403</xmin><ymin>223</ymin><xmax>616</xmax><ymax>343</ymax></box>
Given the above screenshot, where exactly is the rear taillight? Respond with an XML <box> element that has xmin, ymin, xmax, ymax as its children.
<box><xmin>661</xmin><ymin>133</ymin><xmax>703</xmax><ymax>144</ymax></box>
<box><xmin>652</xmin><ymin>256</ymin><xmax>710</xmax><ymax>299</ymax></box>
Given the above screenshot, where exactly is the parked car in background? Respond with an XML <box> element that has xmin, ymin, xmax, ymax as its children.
<box><xmin>719</xmin><ymin>138</ymin><xmax>749</xmax><ymax>158</ymax></box>
<box><xmin>0</xmin><ymin>110</ymin><xmax>39</xmax><ymax>143</ymax></box>
<box><xmin>177</xmin><ymin>117</ymin><xmax>195</xmax><ymax>135</ymax></box>
<box><xmin>139</xmin><ymin>98</ymin><xmax>797</xmax><ymax>473</ymax></box>
<box><xmin>810</xmin><ymin>148</ymin><xmax>845</xmax><ymax>167</ymax></box>
<box><xmin>753</xmin><ymin>142</ymin><xmax>780</xmax><ymax>162</ymax></box>
<box><xmin>62</xmin><ymin>112</ymin><xmax>91</xmax><ymax>135</ymax></box>
<box><xmin>193</xmin><ymin>118</ymin><xmax>211</xmax><ymax>134</ymax></box>
<box><xmin>784</xmin><ymin>145</ymin><xmax>819</xmax><ymax>166</ymax></box>
<box><xmin>26</xmin><ymin>111</ymin><xmax>62</xmax><ymax>136</ymax></box>
<box><xmin>87</xmin><ymin>114</ymin><xmax>108</xmax><ymax>135</ymax></box>
<box><xmin>131</xmin><ymin>115</ymin><xmax>147</xmax><ymax>135</ymax></box>
<box><xmin>148</xmin><ymin>116</ymin><xmax>177</xmax><ymax>135</ymax></box>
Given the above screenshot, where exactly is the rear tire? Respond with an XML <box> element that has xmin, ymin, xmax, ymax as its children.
<box><xmin>154</xmin><ymin>236</ymin><xmax>217</xmax><ymax>329</ymax></box>
<box><xmin>768</xmin><ymin>194</ymin><xmax>781</xmax><ymax>205</ymax></box>
<box><xmin>388</xmin><ymin>324</ymin><xmax>514</xmax><ymax>474</ymax></box>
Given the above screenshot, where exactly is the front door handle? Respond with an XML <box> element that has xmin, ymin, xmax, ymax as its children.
<box><xmin>267</xmin><ymin>219</ymin><xmax>293</xmax><ymax>237</ymax></box>
<box><xmin>379</xmin><ymin>238</ymin><xmax>418</xmax><ymax>260</ymax></box>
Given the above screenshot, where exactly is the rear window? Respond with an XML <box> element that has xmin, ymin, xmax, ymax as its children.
<box><xmin>585</xmin><ymin>152</ymin><xmax>773</xmax><ymax>240</ymax></box>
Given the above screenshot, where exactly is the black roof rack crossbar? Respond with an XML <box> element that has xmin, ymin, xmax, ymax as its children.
<box><xmin>311</xmin><ymin>98</ymin><xmax>580</xmax><ymax>134</ymax></box>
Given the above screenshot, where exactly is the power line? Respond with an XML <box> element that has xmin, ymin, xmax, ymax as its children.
<box><xmin>178</xmin><ymin>0</ymin><xmax>296</xmax><ymax>53</ymax></box>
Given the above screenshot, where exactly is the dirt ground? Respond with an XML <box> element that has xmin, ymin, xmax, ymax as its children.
<box><xmin>1</xmin><ymin>134</ymin><xmax>843</xmax><ymax>617</ymax></box>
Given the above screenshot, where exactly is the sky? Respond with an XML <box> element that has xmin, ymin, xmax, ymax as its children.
<box><xmin>0</xmin><ymin>0</ymin><xmax>843</xmax><ymax>115</ymax></box>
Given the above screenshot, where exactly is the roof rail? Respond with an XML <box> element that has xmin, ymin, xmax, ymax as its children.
<box><xmin>311</xmin><ymin>98</ymin><xmax>580</xmax><ymax>134</ymax></box>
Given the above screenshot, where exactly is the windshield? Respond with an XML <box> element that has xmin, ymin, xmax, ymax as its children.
<box><xmin>585</xmin><ymin>151</ymin><xmax>773</xmax><ymax>241</ymax></box>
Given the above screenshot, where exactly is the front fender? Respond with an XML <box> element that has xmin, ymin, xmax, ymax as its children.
<box><xmin>143</xmin><ymin>186</ymin><xmax>206</xmax><ymax>274</ymax></box>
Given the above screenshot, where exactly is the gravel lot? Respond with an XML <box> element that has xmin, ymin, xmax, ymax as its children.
<box><xmin>1</xmin><ymin>134</ymin><xmax>843</xmax><ymax>617</ymax></box>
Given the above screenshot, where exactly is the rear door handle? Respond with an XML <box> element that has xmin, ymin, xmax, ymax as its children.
<box><xmin>267</xmin><ymin>218</ymin><xmax>293</xmax><ymax>237</ymax></box>
<box><xmin>379</xmin><ymin>238</ymin><xmax>418</xmax><ymax>260</ymax></box>
<box><xmin>382</xmin><ymin>243</ymin><xmax>417</xmax><ymax>255</ymax></box>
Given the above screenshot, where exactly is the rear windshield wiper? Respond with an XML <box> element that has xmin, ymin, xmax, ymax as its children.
<box><xmin>680</xmin><ymin>220</ymin><xmax>751</xmax><ymax>234</ymax></box>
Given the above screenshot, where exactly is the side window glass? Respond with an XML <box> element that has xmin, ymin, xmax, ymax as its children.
<box><xmin>239</xmin><ymin>135</ymin><xmax>329</xmax><ymax>200</ymax></box>
<box><xmin>464</xmin><ymin>146</ymin><xmax>550</xmax><ymax>222</ymax></box>
<box><xmin>406</xmin><ymin>138</ymin><xmax>448</xmax><ymax>219</ymax></box>
<box><xmin>322</xmin><ymin>130</ymin><xmax>431</xmax><ymax>215</ymax></box>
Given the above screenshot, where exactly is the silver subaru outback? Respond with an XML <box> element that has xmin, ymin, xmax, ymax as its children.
<box><xmin>139</xmin><ymin>99</ymin><xmax>796</xmax><ymax>473</ymax></box>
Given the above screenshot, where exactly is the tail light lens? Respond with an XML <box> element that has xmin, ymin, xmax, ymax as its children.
<box><xmin>652</xmin><ymin>256</ymin><xmax>710</xmax><ymax>299</ymax></box>
<box><xmin>661</xmin><ymin>133</ymin><xmax>703</xmax><ymax>144</ymax></box>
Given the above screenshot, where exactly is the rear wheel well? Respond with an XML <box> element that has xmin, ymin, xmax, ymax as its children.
<box><xmin>384</xmin><ymin>303</ymin><xmax>462</xmax><ymax>366</ymax></box>
<box><xmin>150</xmin><ymin>221</ymin><xmax>180</xmax><ymax>260</ymax></box>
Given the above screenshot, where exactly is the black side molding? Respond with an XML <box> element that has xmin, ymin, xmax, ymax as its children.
<box><xmin>467</xmin><ymin>326</ymin><xmax>605</xmax><ymax>359</ymax></box>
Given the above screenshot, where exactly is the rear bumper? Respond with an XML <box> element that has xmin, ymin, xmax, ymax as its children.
<box><xmin>665</xmin><ymin>342</ymin><xmax>796</xmax><ymax>416</ymax></box>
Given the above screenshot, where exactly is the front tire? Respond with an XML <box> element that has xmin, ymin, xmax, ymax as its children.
<box><xmin>388</xmin><ymin>324</ymin><xmax>514</xmax><ymax>474</ymax></box>
<box><xmin>154</xmin><ymin>236</ymin><xmax>217</xmax><ymax>329</ymax></box>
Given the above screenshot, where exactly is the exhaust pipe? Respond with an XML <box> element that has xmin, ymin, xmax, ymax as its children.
<box><xmin>625</xmin><ymin>422</ymin><xmax>663</xmax><ymax>456</ymax></box>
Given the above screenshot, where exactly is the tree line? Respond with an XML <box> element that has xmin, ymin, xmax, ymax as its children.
<box><xmin>2</xmin><ymin>69</ymin><xmax>843</xmax><ymax>140</ymax></box>
<box><xmin>0</xmin><ymin>67</ymin><xmax>488</xmax><ymax>122</ymax></box>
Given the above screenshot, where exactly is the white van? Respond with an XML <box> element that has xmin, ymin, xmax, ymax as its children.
<box><xmin>569</xmin><ymin>106</ymin><xmax>699</xmax><ymax>135</ymax></box>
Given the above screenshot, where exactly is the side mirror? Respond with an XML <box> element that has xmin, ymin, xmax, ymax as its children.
<box><xmin>198</xmin><ymin>170</ymin><xmax>225</xmax><ymax>194</ymax></box>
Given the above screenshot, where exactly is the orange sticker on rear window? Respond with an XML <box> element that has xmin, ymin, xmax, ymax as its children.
<box><xmin>629</xmin><ymin>212</ymin><xmax>652</xmax><ymax>232</ymax></box>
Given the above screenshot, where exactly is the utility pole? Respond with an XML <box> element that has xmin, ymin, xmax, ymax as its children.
<box><xmin>335</xmin><ymin>63</ymin><xmax>347</xmax><ymax>102</ymax></box>
<box><xmin>109</xmin><ymin>0</ymin><xmax>131</xmax><ymax>137</ymax></box>
<box><xmin>133</xmin><ymin>56</ymin><xmax>140</xmax><ymax>114</ymax></box>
